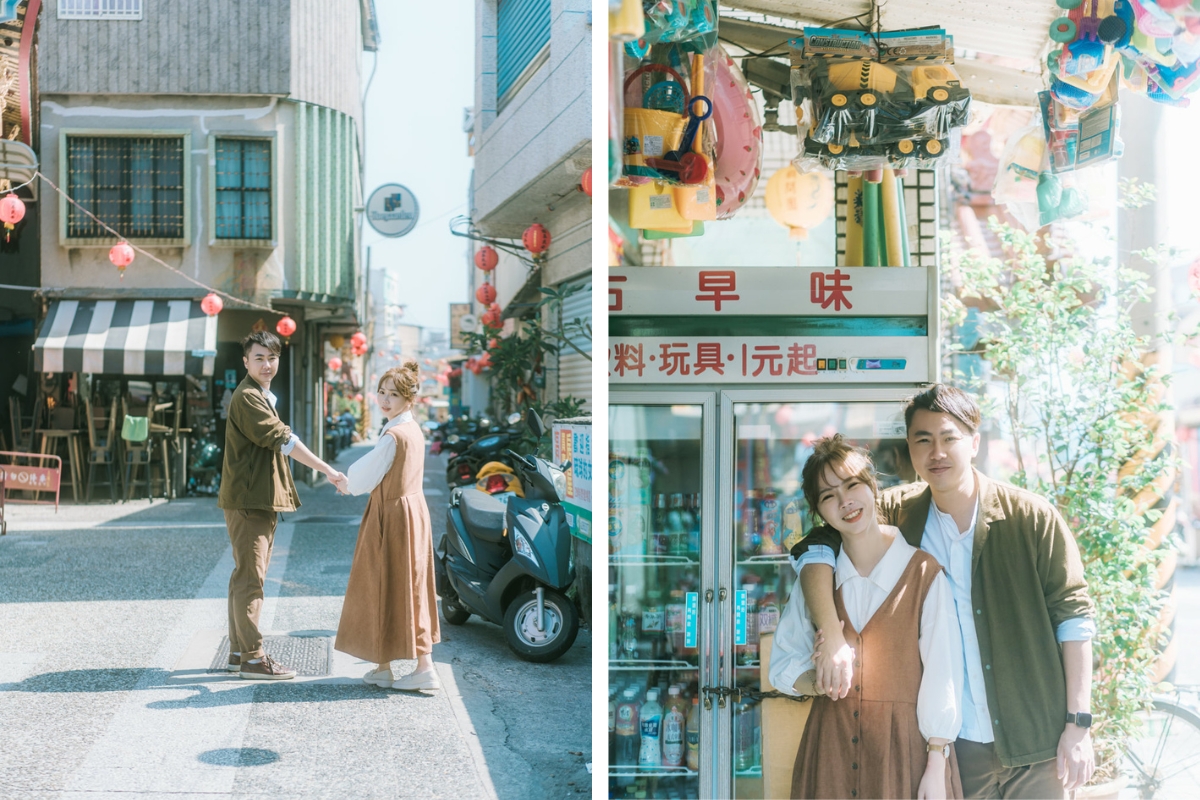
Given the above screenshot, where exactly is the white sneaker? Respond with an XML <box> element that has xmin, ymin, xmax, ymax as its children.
<box><xmin>391</xmin><ymin>669</ymin><xmax>440</xmax><ymax>691</ymax></box>
<box><xmin>363</xmin><ymin>667</ymin><xmax>393</xmax><ymax>688</ymax></box>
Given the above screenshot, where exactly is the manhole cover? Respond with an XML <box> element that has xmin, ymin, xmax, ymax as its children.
<box><xmin>209</xmin><ymin>635</ymin><xmax>332</xmax><ymax>676</ymax></box>
<box><xmin>294</xmin><ymin>516</ymin><xmax>361</xmax><ymax>524</ymax></box>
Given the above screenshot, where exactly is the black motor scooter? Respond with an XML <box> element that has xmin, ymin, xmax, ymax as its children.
<box><xmin>445</xmin><ymin>412</ymin><xmax>524</xmax><ymax>487</ymax></box>
<box><xmin>436</xmin><ymin>409</ymin><xmax>579</xmax><ymax>663</ymax></box>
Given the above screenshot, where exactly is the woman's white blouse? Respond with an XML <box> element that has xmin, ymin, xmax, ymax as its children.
<box><xmin>343</xmin><ymin>411</ymin><xmax>414</xmax><ymax>496</ymax></box>
<box><xmin>768</xmin><ymin>533</ymin><xmax>964</xmax><ymax>742</ymax></box>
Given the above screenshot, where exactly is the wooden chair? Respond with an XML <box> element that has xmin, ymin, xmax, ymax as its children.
<box><xmin>8</xmin><ymin>396</ymin><xmax>33</xmax><ymax>453</ymax></box>
<box><xmin>121</xmin><ymin>395</ymin><xmax>158</xmax><ymax>501</ymax></box>
<box><xmin>85</xmin><ymin>397</ymin><xmax>119</xmax><ymax>503</ymax></box>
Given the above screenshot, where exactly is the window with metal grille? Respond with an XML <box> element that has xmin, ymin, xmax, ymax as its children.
<box><xmin>66</xmin><ymin>136</ymin><xmax>184</xmax><ymax>239</ymax></box>
<box><xmin>496</xmin><ymin>0</ymin><xmax>550</xmax><ymax>102</ymax></box>
<box><xmin>214</xmin><ymin>139</ymin><xmax>272</xmax><ymax>240</ymax></box>
<box><xmin>57</xmin><ymin>0</ymin><xmax>142</xmax><ymax>20</ymax></box>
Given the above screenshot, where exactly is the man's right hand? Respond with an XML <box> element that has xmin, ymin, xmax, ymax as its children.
<box><xmin>813</xmin><ymin>620</ymin><xmax>854</xmax><ymax>699</ymax></box>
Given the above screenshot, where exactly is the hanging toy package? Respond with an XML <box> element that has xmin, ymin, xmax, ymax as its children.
<box><xmin>1038</xmin><ymin>71</ymin><xmax>1122</xmax><ymax>173</ymax></box>
<box><xmin>789</xmin><ymin>27</ymin><xmax>973</xmax><ymax>173</ymax></box>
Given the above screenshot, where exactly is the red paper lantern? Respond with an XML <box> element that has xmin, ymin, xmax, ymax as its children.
<box><xmin>475</xmin><ymin>283</ymin><xmax>497</xmax><ymax>305</ymax></box>
<box><xmin>328</xmin><ymin>356</ymin><xmax>343</xmax><ymax>371</ymax></box>
<box><xmin>200</xmin><ymin>293</ymin><xmax>223</xmax><ymax>316</ymax></box>
<box><xmin>523</xmin><ymin>223</ymin><xmax>550</xmax><ymax>255</ymax></box>
<box><xmin>0</xmin><ymin>193</ymin><xmax>25</xmax><ymax>225</ymax></box>
<box><xmin>276</xmin><ymin>316</ymin><xmax>297</xmax><ymax>337</ymax></box>
<box><xmin>354</xmin><ymin>393</ymin><xmax>363</xmax><ymax>402</ymax></box>
<box><xmin>350</xmin><ymin>331</ymin><xmax>366</xmax><ymax>349</ymax></box>
<box><xmin>580</xmin><ymin>167</ymin><xmax>592</xmax><ymax>197</ymax></box>
<box><xmin>109</xmin><ymin>242</ymin><xmax>135</xmax><ymax>274</ymax></box>
<box><xmin>474</xmin><ymin>245</ymin><xmax>499</xmax><ymax>272</ymax></box>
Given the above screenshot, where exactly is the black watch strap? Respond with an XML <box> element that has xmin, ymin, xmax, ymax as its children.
<box><xmin>1065</xmin><ymin>711</ymin><xmax>1093</xmax><ymax>728</ymax></box>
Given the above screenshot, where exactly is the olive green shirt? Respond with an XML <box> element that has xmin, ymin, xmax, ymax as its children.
<box><xmin>795</xmin><ymin>471</ymin><xmax>1094</xmax><ymax>767</ymax></box>
<box><xmin>217</xmin><ymin>375</ymin><xmax>300</xmax><ymax>513</ymax></box>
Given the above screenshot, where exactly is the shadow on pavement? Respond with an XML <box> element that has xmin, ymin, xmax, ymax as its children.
<box><xmin>0</xmin><ymin>668</ymin><xmax>151</xmax><ymax>693</ymax></box>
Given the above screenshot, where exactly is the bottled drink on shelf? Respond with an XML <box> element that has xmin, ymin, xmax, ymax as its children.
<box><xmin>638</xmin><ymin>689</ymin><xmax>663</xmax><ymax>768</ymax></box>
<box><xmin>685</xmin><ymin>696</ymin><xmax>701</xmax><ymax>771</ymax></box>
<box><xmin>651</xmin><ymin>494</ymin><xmax>669</xmax><ymax>556</ymax></box>
<box><xmin>758</xmin><ymin>589</ymin><xmax>780</xmax><ymax>636</ymax></box>
<box><xmin>734</xmin><ymin>700</ymin><xmax>756</xmax><ymax>772</ymax></box>
<box><xmin>609</xmin><ymin>585</ymin><xmax>619</xmax><ymax>660</ymax></box>
<box><xmin>665</xmin><ymin>590</ymin><xmax>685</xmax><ymax>658</ymax></box>
<box><xmin>740</xmin><ymin>490</ymin><xmax>761</xmax><ymax>556</ymax></box>
<box><xmin>685</xmin><ymin>493</ymin><xmax>700</xmax><ymax>556</ymax></box>
<box><xmin>620</xmin><ymin>585</ymin><xmax>640</xmax><ymax>660</ymax></box>
<box><xmin>759</xmin><ymin>490</ymin><xmax>783</xmax><ymax>555</ymax></box>
<box><xmin>609</xmin><ymin>686</ymin><xmax>617</xmax><ymax>763</ymax></box>
<box><xmin>609</xmin><ymin>450</ymin><xmax>650</xmax><ymax>555</ymax></box>
<box><xmin>667</xmin><ymin>493</ymin><xmax>687</xmax><ymax>556</ymax></box>
<box><xmin>782</xmin><ymin>497</ymin><xmax>806</xmax><ymax>552</ymax></box>
<box><xmin>615</xmin><ymin>688</ymin><xmax>641</xmax><ymax>783</ymax></box>
<box><xmin>661</xmin><ymin>686</ymin><xmax>687</xmax><ymax>767</ymax></box>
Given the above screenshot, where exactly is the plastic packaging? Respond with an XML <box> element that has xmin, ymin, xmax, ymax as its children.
<box><xmin>710</xmin><ymin>45</ymin><xmax>762</xmax><ymax>219</ymax></box>
<box><xmin>789</xmin><ymin>28</ymin><xmax>972</xmax><ymax>173</ymax></box>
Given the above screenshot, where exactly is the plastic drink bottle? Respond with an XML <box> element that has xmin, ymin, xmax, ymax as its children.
<box><xmin>620</xmin><ymin>585</ymin><xmax>640</xmax><ymax>660</ymax></box>
<box><xmin>638</xmin><ymin>689</ymin><xmax>663</xmax><ymax>768</ymax></box>
<box><xmin>661</xmin><ymin>686</ymin><xmax>687</xmax><ymax>767</ymax></box>
<box><xmin>685</xmin><ymin>696</ymin><xmax>701</xmax><ymax>771</ymax></box>
<box><xmin>615</xmin><ymin>688</ymin><xmax>640</xmax><ymax>784</ymax></box>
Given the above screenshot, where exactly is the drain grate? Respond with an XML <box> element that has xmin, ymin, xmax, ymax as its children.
<box><xmin>209</xmin><ymin>635</ymin><xmax>332</xmax><ymax>676</ymax></box>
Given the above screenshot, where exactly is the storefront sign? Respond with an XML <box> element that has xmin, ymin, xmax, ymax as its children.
<box><xmin>366</xmin><ymin>183</ymin><xmax>420</xmax><ymax>238</ymax></box>
<box><xmin>610</xmin><ymin>267</ymin><xmax>928</xmax><ymax>316</ymax></box>
<box><xmin>552</xmin><ymin>420</ymin><xmax>592</xmax><ymax>543</ymax></box>
<box><xmin>734</xmin><ymin>589</ymin><xmax>748</xmax><ymax>646</ymax></box>
<box><xmin>608</xmin><ymin>337</ymin><xmax>929</xmax><ymax>384</ymax></box>
<box><xmin>685</xmin><ymin>591</ymin><xmax>699</xmax><ymax>649</ymax></box>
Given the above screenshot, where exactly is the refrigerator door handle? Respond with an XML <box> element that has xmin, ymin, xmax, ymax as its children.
<box><xmin>718</xmin><ymin>587</ymin><xmax>727</xmax><ymax>601</ymax></box>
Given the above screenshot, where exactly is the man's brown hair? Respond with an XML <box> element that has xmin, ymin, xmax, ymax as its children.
<box><xmin>800</xmin><ymin>434</ymin><xmax>879</xmax><ymax>515</ymax></box>
<box><xmin>904</xmin><ymin>384</ymin><xmax>981</xmax><ymax>435</ymax></box>
<box><xmin>241</xmin><ymin>330</ymin><xmax>282</xmax><ymax>357</ymax></box>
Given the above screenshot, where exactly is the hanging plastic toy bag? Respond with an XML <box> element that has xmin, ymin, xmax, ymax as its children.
<box><xmin>789</xmin><ymin>27</ymin><xmax>972</xmax><ymax>173</ymax></box>
<box><xmin>1039</xmin><ymin>71</ymin><xmax>1122</xmax><ymax>173</ymax></box>
<box><xmin>623</xmin><ymin>0</ymin><xmax>717</xmax><ymax>59</ymax></box>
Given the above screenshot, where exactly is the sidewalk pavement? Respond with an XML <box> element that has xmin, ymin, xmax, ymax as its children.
<box><xmin>0</xmin><ymin>442</ymin><xmax>591</xmax><ymax>799</ymax></box>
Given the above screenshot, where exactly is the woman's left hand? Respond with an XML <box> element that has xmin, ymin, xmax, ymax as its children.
<box><xmin>916</xmin><ymin>756</ymin><xmax>948</xmax><ymax>800</ymax></box>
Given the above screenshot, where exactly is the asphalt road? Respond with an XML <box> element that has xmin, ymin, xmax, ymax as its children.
<box><xmin>0</xmin><ymin>442</ymin><xmax>590</xmax><ymax>799</ymax></box>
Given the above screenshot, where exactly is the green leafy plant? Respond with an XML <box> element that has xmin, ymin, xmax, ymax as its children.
<box><xmin>943</xmin><ymin>218</ymin><xmax>1173</xmax><ymax>784</ymax></box>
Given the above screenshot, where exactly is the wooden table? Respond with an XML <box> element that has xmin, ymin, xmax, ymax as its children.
<box><xmin>38</xmin><ymin>429</ymin><xmax>84</xmax><ymax>503</ymax></box>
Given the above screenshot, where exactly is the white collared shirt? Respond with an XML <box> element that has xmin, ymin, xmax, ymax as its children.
<box><xmin>770</xmin><ymin>534</ymin><xmax>964</xmax><ymax>742</ymax></box>
<box><xmin>260</xmin><ymin>385</ymin><xmax>299</xmax><ymax>455</ymax></box>
<box><xmin>343</xmin><ymin>411</ymin><xmax>414</xmax><ymax>495</ymax></box>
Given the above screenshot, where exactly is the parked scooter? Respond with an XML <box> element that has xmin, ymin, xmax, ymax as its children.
<box><xmin>445</xmin><ymin>412</ymin><xmax>525</xmax><ymax>487</ymax></box>
<box><xmin>436</xmin><ymin>409</ymin><xmax>579</xmax><ymax>663</ymax></box>
<box><xmin>186</xmin><ymin>421</ymin><xmax>222</xmax><ymax>496</ymax></box>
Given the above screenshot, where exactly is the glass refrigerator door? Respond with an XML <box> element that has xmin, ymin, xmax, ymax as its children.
<box><xmin>610</xmin><ymin>402</ymin><xmax>713</xmax><ymax>800</ymax></box>
<box><xmin>726</xmin><ymin>399</ymin><xmax>913</xmax><ymax>800</ymax></box>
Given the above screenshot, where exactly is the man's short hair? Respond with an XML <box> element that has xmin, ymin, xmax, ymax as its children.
<box><xmin>241</xmin><ymin>330</ymin><xmax>282</xmax><ymax>357</ymax></box>
<box><xmin>904</xmin><ymin>384</ymin><xmax>981</xmax><ymax>435</ymax></box>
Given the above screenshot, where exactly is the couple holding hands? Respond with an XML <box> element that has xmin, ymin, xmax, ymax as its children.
<box><xmin>216</xmin><ymin>331</ymin><xmax>440</xmax><ymax>691</ymax></box>
<box><xmin>770</xmin><ymin>385</ymin><xmax>1097</xmax><ymax>800</ymax></box>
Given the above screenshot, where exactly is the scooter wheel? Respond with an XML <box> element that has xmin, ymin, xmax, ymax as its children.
<box><xmin>440</xmin><ymin>596</ymin><xmax>471</xmax><ymax>625</ymax></box>
<box><xmin>503</xmin><ymin>588</ymin><xmax>580</xmax><ymax>663</ymax></box>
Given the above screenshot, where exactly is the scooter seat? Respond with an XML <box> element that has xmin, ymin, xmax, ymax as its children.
<box><xmin>460</xmin><ymin>489</ymin><xmax>507</xmax><ymax>543</ymax></box>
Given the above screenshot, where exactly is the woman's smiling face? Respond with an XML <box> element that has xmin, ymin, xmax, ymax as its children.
<box><xmin>377</xmin><ymin>380</ymin><xmax>407</xmax><ymax>419</ymax></box>
<box><xmin>816</xmin><ymin>461</ymin><xmax>877</xmax><ymax>537</ymax></box>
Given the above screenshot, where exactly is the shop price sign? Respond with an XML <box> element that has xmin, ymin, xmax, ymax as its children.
<box><xmin>552</xmin><ymin>421</ymin><xmax>592</xmax><ymax>543</ymax></box>
<box><xmin>608</xmin><ymin>336</ymin><xmax>929</xmax><ymax>384</ymax></box>
<box><xmin>685</xmin><ymin>592</ymin><xmax>699</xmax><ymax>649</ymax></box>
<box><xmin>734</xmin><ymin>589</ymin><xmax>748</xmax><ymax>646</ymax></box>
<box><xmin>610</xmin><ymin>267</ymin><xmax>928</xmax><ymax>316</ymax></box>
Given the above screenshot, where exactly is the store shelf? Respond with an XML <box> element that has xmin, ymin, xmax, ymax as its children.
<box><xmin>610</xmin><ymin>554</ymin><xmax>700</xmax><ymax>565</ymax></box>
<box><xmin>736</xmin><ymin>555</ymin><xmax>794</xmax><ymax>565</ymax></box>
<box><xmin>610</xmin><ymin>659</ymin><xmax>699</xmax><ymax>671</ymax></box>
<box><xmin>734</xmin><ymin>663</ymin><xmax>763</xmax><ymax>671</ymax></box>
<box><xmin>609</xmin><ymin>766</ymin><xmax>699</xmax><ymax>778</ymax></box>
<box><xmin>734</xmin><ymin>766</ymin><xmax>763</xmax><ymax>778</ymax></box>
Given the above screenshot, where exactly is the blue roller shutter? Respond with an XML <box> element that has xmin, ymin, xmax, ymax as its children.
<box><xmin>497</xmin><ymin>0</ymin><xmax>550</xmax><ymax>101</ymax></box>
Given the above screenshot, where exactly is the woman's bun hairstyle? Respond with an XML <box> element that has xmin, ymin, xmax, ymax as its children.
<box><xmin>378</xmin><ymin>359</ymin><xmax>421</xmax><ymax>404</ymax></box>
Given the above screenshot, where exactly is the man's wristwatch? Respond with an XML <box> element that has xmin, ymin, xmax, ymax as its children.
<box><xmin>927</xmin><ymin>742</ymin><xmax>951</xmax><ymax>758</ymax></box>
<box><xmin>1065</xmin><ymin>711</ymin><xmax>1093</xmax><ymax>728</ymax></box>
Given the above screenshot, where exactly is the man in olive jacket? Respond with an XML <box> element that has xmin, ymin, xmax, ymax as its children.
<box><xmin>793</xmin><ymin>385</ymin><xmax>1096</xmax><ymax>799</ymax></box>
<box><xmin>218</xmin><ymin>331</ymin><xmax>344</xmax><ymax>680</ymax></box>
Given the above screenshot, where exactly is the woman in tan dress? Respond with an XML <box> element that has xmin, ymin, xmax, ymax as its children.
<box><xmin>332</xmin><ymin>361</ymin><xmax>442</xmax><ymax>691</ymax></box>
<box><xmin>769</xmin><ymin>435</ymin><xmax>964</xmax><ymax>799</ymax></box>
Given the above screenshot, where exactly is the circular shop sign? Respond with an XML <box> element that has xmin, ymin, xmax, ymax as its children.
<box><xmin>366</xmin><ymin>183</ymin><xmax>420</xmax><ymax>238</ymax></box>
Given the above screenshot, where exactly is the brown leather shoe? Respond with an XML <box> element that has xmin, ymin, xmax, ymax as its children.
<box><xmin>239</xmin><ymin>654</ymin><xmax>296</xmax><ymax>681</ymax></box>
<box><xmin>227</xmin><ymin>653</ymin><xmax>241</xmax><ymax>672</ymax></box>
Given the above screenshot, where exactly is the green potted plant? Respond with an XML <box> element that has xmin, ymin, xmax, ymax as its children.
<box><xmin>943</xmin><ymin>217</ymin><xmax>1173</xmax><ymax>795</ymax></box>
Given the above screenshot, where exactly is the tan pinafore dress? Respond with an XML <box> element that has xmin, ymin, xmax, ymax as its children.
<box><xmin>792</xmin><ymin>550</ymin><xmax>964</xmax><ymax>800</ymax></box>
<box><xmin>335</xmin><ymin>420</ymin><xmax>441</xmax><ymax>662</ymax></box>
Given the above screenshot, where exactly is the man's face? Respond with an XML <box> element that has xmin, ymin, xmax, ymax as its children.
<box><xmin>243</xmin><ymin>344</ymin><xmax>279</xmax><ymax>387</ymax></box>
<box><xmin>906</xmin><ymin>409</ymin><xmax>980</xmax><ymax>494</ymax></box>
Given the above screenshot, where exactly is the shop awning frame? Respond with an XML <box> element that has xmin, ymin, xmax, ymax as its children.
<box><xmin>33</xmin><ymin>299</ymin><xmax>218</xmax><ymax>376</ymax></box>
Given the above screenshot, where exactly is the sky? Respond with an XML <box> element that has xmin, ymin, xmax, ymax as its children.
<box><xmin>360</xmin><ymin>2</ymin><xmax>475</xmax><ymax>335</ymax></box>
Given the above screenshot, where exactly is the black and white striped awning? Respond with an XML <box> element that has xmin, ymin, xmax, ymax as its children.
<box><xmin>34</xmin><ymin>299</ymin><xmax>218</xmax><ymax>376</ymax></box>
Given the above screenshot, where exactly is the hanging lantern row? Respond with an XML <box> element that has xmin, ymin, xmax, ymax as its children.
<box><xmin>201</xmin><ymin>293</ymin><xmax>223</xmax><ymax>316</ymax></box>
<box><xmin>350</xmin><ymin>330</ymin><xmax>367</xmax><ymax>357</ymax></box>
<box><xmin>523</xmin><ymin>223</ymin><xmax>550</xmax><ymax>256</ymax></box>
<box><xmin>475</xmin><ymin>282</ymin><xmax>497</xmax><ymax>305</ymax></box>
<box><xmin>474</xmin><ymin>245</ymin><xmax>498</xmax><ymax>272</ymax></box>
<box><xmin>109</xmin><ymin>241</ymin><xmax>135</xmax><ymax>279</ymax></box>
<box><xmin>276</xmin><ymin>315</ymin><xmax>297</xmax><ymax>338</ymax></box>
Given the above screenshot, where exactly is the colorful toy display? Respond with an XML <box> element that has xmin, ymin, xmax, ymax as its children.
<box><xmin>843</xmin><ymin>168</ymin><xmax>911</xmax><ymax>266</ymax></box>
<box><xmin>789</xmin><ymin>27</ymin><xmax>972</xmax><ymax>174</ymax></box>
<box><xmin>710</xmin><ymin>46</ymin><xmax>762</xmax><ymax>219</ymax></box>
